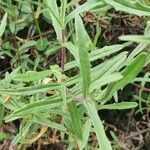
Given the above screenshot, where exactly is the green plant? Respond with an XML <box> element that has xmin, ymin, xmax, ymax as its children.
<box><xmin>0</xmin><ymin>0</ymin><xmax>149</xmax><ymax>149</ymax></box>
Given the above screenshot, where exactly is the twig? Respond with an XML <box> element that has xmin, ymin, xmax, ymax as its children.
<box><xmin>123</xmin><ymin>128</ymin><xmax>150</xmax><ymax>140</ymax></box>
<box><xmin>28</xmin><ymin>30</ymin><xmax>54</xmax><ymax>40</ymax></box>
<box><xmin>133</xmin><ymin>83</ymin><xmax>150</xmax><ymax>92</ymax></box>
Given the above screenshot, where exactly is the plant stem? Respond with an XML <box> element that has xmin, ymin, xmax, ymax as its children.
<box><xmin>61</xmin><ymin>28</ymin><xmax>66</xmax><ymax>73</ymax></box>
<box><xmin>0</xmin><ymin>104</ymin><xmax>4</xmax><ymax>126</ymax></box>
<box><xmin>133</xmin><ymin>83</ymin><xmax>150</xmax><ymax>92</ymax></box>
<box><xmin>33</xmin><ymin>14</ymin><xmax>43</xmax><ymax>43</ymax></box>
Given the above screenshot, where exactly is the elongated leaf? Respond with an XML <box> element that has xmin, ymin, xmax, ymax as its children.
<box><xmin>119</xmin><ymin>35</ymin><xmax>150</xmax><ymax>43</ymax></box>
<box><xmin>21</xmin><ymin>1</ymin><xmax>32</xmax><ymax>13</ymax></box>
<box><xmin>99</xmin><ymin>53</ymin><xmax>147</xmax><ymax>102</ymax></box>
<box><xmin>66</xmin><ymin>1</ymin><xmax>106</xmax><ymax>23</ymax></box>
<box><xmin>99</xmin><ymin>102</ymin><xmax>138</xmax><ymax>110</ymax></box>
<box><xmin>63</xmin><ymin>42</ymin><xmax>79</xmax><ymax>61</ymax></box>
<box><xmin>75</xmin><ymin>15</ymin><xmax>91</xmax><ymax>98</ymax></box>
<box><xmin>84</xmin><ymin>101</ymin><xmax>112</xmax><ymax>150</ymax></box>
<box><xmin>90</xmin><ymin>73</ymin><xmax>123</xmax><ymax>93</ymax></box>
<box><xmin>90</xmin><ymin>42</ymin><xmax>131</xmax><ymax>62</ymax></box>
<box><xmin>2</xmin><ymin>67</ymin><xmax>21</xmax><ymax>88</ymax></box>
<box><xmin>110</xmin><ymin>131</ymin><xmax>127</xmax><ymax>149</ymax></box>
<box><xmin>64</xmin><ymin>43</ymin><xmax>129</xmax><ymax>71</ymax></box>
<box><xmin>104</xmin><ymin>0</ymin><xmax>150</xmax><ymax>16</ymax></box>
<box><xmin>19</xmin><ymin>40</ymin><xmax>37</xmax><ymax>52</ymax></box>
<box><xmin>91</xmin><ymin>52</ymin><xmax>127</xmax><ymax>81</ymax></box>
<box><xmin>0</xmin><ymin>83</ymin><xmax>60</xmax><ymax>95</ymax></box>
<box><xmin>67</xmin><ymin>100</ymin><xmax>83</xmax><ymax>140</ymax></box>
<box><xmin>81</xmin><ymin>119</ymin><xmax>91</xmax><ymax>150</ymax></box>
<box><xmin>33</xmin><ymin>119</ymin><xmax>67</xmax><ymax>132</ymax></box>
<box><xmin>5</xmin><ymin>97</ymin><xmax>63</xmax><ymax>122</ymax></box>
<box><xmin>14</xmin><ymin>70</ymin><xmax>52</xmax><ymax>82</ymax></box>
<box><xmin>75</xmin><ymin>16</ymin><xmax>92</xmax><ymax>49</ymax></box>
<box><xmin>60</xmin><ymin>0</ymin><xmax>67</xmax><ymax>25</ymax></box>
<box><xmin>125</xmin><ymin>44</ymin><xmax>147</xmax><ymax>65</ymax></box>
<box><xmin>44</xmin><ymin>0</ymin><xmax>62</xmax><ymax>41</ymax></box>
<box><xmin>0</xmin><ymin>13</ymin><xmax>7</xmax><ymax>37</ymax></box>
<box><xmin>111</xmin><ymin>53</ymin><xmax>147</xmax><ymax>92</ymax></box>
<box><xmin>12</xmin><ymin>122</ymin><xmax>32</xmax><ymax>144</ymax></box>
<box><xmin>67</xmin><ymin>52</ymin><xmax>127</xmax><ymax>95</ymax></box>
<box><xmin>0</xmin><ymin>5</ymin><xmax>16</xmax><ymax>17</ymax></box>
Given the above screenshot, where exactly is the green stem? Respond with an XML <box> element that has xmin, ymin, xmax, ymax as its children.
<box><xmin>32</xmin><ymin>14</ymin><xmax>43</xmax><ymax>42</ymax></box>
<box><xmin>0</xmin><ymin>104</ymin><xmax>4</xmax><ymax>126</ymax></box>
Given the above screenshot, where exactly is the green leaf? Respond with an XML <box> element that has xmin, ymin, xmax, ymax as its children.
<box><xmin>99</xmin><ymin>53</ymin><xmax>147</xmax><ymax>102</ymax></box>
<box><xmin>2</xmin><ymin>67</ymin><xmax>21</xmax><ymax>88</ymax></box>
<box><xmin>0</xmin><ymin>104</ymin><xmax>4</xmax><ymax>125</ymax></box>
<box><xmin>84</xmin><ymin>101</ymin><xmax>112</xmax><ymax>150</ymax></box>
<box><xmin>21</xmin><ymin>1</ymin><xmax>32</xmax><ymax>13</ymax></box>
<box><xmin>119</xmin><ymin>35</ymin><xmax>150</xmax><ymax>43</ymax></box>
<box><xmin>110</xmin><ymin>131</ymin><xmax>127</xmax><ymax>149</ymax></box>
<box><xmin>112</xmin><ymin>53</ymin><xmax>147</xmax><ymax>91</ymax></box>
<box><xmin>75</xmin><ymin>15</ymin><xmax>91</xmax><ymax>98</ymax></box>
<box><xmin>33</xmin><ymin>118</ymin><xmax>67</xmax><ymax>132</ymax></box>
<box><xmin>90</xmin><ymin>42</ymin><xmax>131</xmax><ymax>62</ymax></box>
<box><xmin>12</xmin><ymin>122</ymin><xmax>32</xmax><ymax>144</ymax></box>
<box><xmin>0</xmin><ymin>83</ymin><xmax>60</xmax><ymax>95</ymax></box>
<box><xmin>0</xmin><ymin>5</ymin><xmax>17</xmax><ymax>17</ymax></box>
<box><xmin>99</xmin><ymin>102</ymin><xmax>138</xmax><ymax>110</ymax></box>
<box><xmin>104</xmin><ymin>0</ymin><xmax>150</xmax><ymax>16</ymax></box>
<box><xmin>67</xmin><ymin>100</ymin><xmax>83</xmax><ymax>140</ymax></box>
<box><xmin>9</xmin><ymin>21</ymin><xmax>15</xmax><ymax>33</ymax></box>
<box><xmin>0</xmin><ymin>13</ymin><xmax>7</xmax><ymax>37</ymax></box>
<box><xmin>0</xmin><ymin>132</ymin><xmax>9</xmax><ymax>140</ymax></box>
<box><xmin>35</xmin><ymin>38</ymin><xmax>48</xmax><ymax>51</ymax></box>
<box><xmin>81</xmin><ymin>119</ymin><xmax>91</xmax><ymax>150</ymax></box>
<box><xmin>14</xmin><ymin>70</ymin><xmax>52</xmax><ymax>82</ymax></box>
<box><xmin>63</xmin><ymin>42</ymin><xmax>79</xmax><ymax>61</ymax></box>
<box><xmin>66</xmin><ymin>1</ymin><xmax>106</xmax><ymax>23</ymax></box>
<box><xmin>19</xmin><ymin>40</ymin><xmax>37</xmax><ymax>52</ymax></box>
<box><xmin>91</xmin><ymin>52</ymin><xmax>127</xmax><ymax>81</ymax></box>
<box><xmin>44</xmin><ymin>0</ymin><xmax>62</xmax><ymax>41</ymax></box>
<box><xmin>64</xmin><ymin>43</ymin><xmax>129</xmax><ymax>71</ymax></box>
<box><xmin>5</xmin><ymin>96</ymin><xmax>63</xmax><ymax>122</ymax></box>
<box><xmin>42</xmin><ymin>8</ymin><xmax>52</xmax><ymax>24</ymax></box>
<box><xmin>125</xmin><ymin>44</ymin><xmax>147</xmax><ymax>65</ymax></box>
<box><xmin>90</xmin><ymin>73</ymin><xmax>123</xmax><ymax>93</ymax></box>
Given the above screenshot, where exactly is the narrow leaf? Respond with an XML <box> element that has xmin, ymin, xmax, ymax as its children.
<box><xmin>5</xmin><ymin>97</ymin><xmax>63</xmax><ymax>122</ymax></box>
<box><xmin>12</xmin><ymin>122</ymin><xmax>32</xmax><ymax>144</ymax></box>
<box><xmin>19</xmin><ymin>41</ymin><xmax>37</xmax><ymax>52</ymax></box>
<box><xmin>99</xmin><ymin>102</ymin><xmax>138</xmax><ymax>110</ymax></box>
<box><xmin>14</xmin><ymin>70</ymin><xmax>52</xmax><ymax>82</ymax></box>
<box><xmin>112</xmin><ymin>53</ymin><xmax>147</xmax><ymax>92</ymax></box>
<box><xmin>119</xmin><ymin>35</ymin><xmax>150</xmax><ymax>43</ymax></box>
<box><xmin>0</xmin><ymin>13</ymin><xmax>7</xmax><ymax>37</ymax></box>
<box><xmin>33</xmin><ymin>119</ymin><xmax>67</xmax><ymax>132</ymax></box>
<box><xmin>0</xmin><ymin>83</ymin><xmax>60</xmax><ymax>95</ymax></box>
<box><xmin>91</xmin><ymin>52</ymin><xmax>127</xmax><ymax>81</ymax></box>
<box><xmin>67</xmin><ymin>100</ymin><xmax>83</xmax><ymax>140</ymax></box>
<box><xmin>75</xmin><ymin>15</ymin><xmax>91</xmax><ymax>98</ymax></box>
<box><xmin>90</xmin><ymin>73</ymin><xmax>123</xmax><ymax>93</ymax></box>
<box><xmin>99</xmin><ymin>53</ymin><xmax>147</xmax><ymax>102</ymax></box>
<box><xmin>90</xmin><ymin>42</ymin><xmax>131</xmax><ymax>62</ymax></box>
<box><xmin>104</xmin><ymin>0</ymin><xmax>150</xmax><ymax>16</ymax></box>
<box><xmin>84</xmin><ymin>101</ymin><xmax>112</xmax><ymax>150</ymax></box>
<box><xmin>81</xmin><ymin>119</ymin><xmax>91</xmax><ymax>150</ymax></box>
<box><xmin>66</xmin><ymin>1</ymin><xmax>106</xmax><ymax>23</ymax></box>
